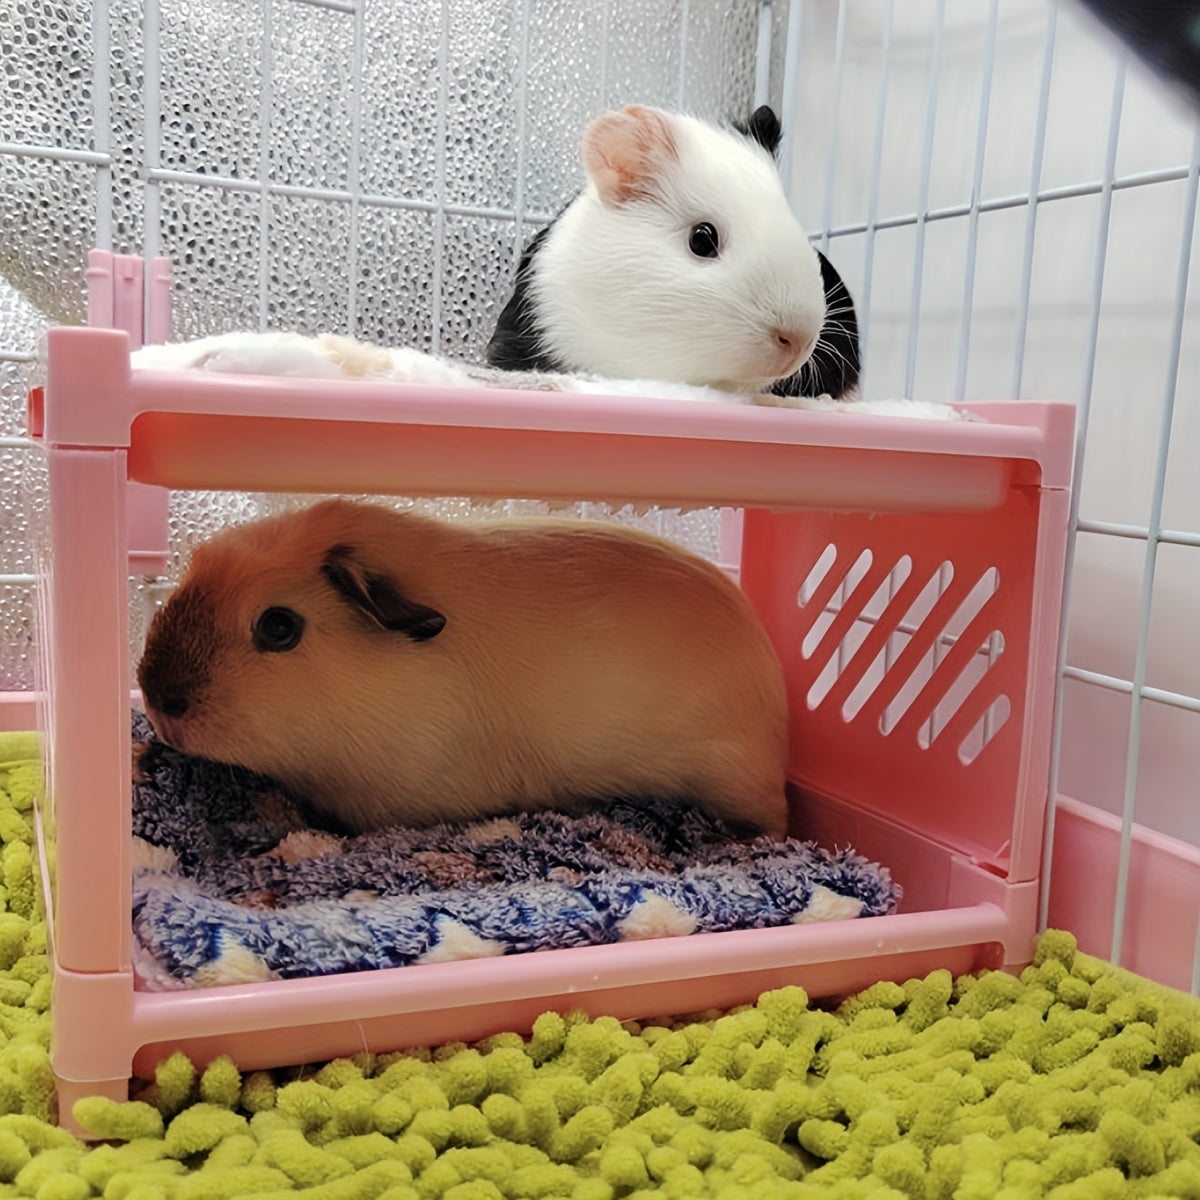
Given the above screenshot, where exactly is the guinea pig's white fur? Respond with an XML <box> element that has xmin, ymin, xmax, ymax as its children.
<box><xmin>131</xmin><ymin>331</ymin><xmax>479</xmax><ymax>389</ymax></box>
<box><xmin>525</xmin><ymin>106</ymin><xmax>827</xmax><ymax>392</ymax></box>
<box><xmin>137</xmin><ymin>499</ymin><xmax>790</xmax><ymax>838</ymax></box>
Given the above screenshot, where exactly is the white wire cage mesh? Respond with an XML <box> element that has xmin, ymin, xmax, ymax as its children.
<box><xmin>1</xmin><ymin>0</ymin><xmax>1198</xmax><ymax>983</ymax></box>
<box><xmin>1</xmin><ymin>0</ymin><xmax>776</xmax><ymax>691</ymax></box>
<box><xmin>786</xmin><ymin>0</ymin><xmax>1200</xmax><ymax>977</ymax></box>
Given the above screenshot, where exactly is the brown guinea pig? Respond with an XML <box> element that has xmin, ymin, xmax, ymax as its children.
<box><xmin>137</xmin><ymin>498</ymin><xmax>790</xmax><ymax>838</ymax></box>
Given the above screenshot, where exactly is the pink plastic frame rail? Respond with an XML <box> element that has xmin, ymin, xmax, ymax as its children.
<box><xmin>34</xmin><ymin>326</ymin><xmax>1075</xmax><ymax>1124</ymax></box>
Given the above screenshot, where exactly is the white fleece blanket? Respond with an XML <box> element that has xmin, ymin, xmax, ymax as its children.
<box><xmin>130</xmin><ymin>330</ymin><xmax>965</xmax><ymax>421</ymax></box>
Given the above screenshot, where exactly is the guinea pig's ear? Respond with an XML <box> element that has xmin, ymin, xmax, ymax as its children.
<box><xmin>735</xmin><ymin>105</ymin><xmax>783</xmax><ymax>159</ymax></box>
<box><xmin>581</xmin><ymin>105</ymin><xmax>678</xmax><ymax>207</ymax></box>
<box><xmin>321</xmin><ymin>545</ymin><xmax>446</xmax><ymax>642</ymax></box>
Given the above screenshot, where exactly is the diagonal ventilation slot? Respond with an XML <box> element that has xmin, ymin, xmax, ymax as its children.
<box><xmin>929</xmin><ymin>634</ymin><xmax>1017</xmax><ymax>753</ymax></box>
<box><xmin>865</xmin><ymin>570</ymin><xmax>989</xmax><ymax>735</ymax></box>
<box><xmin>797</xmin><ymin>544</ymin><xmax>853</xmax><ymax>628</ymax></box>
<box><xmin>801</xmin><ymin>548</ymin><xmax>873</xmax><ymax>659</ymax></box>
<box><xmin>958</xmin><ymin>694</ymin><xmax>1013</xmax><ymax>765</ymax></box>
<box><xmin>806</xmin><ymin>555</ymin><xmax>913</xmax><ymax>711</ymax></box>
<box><xmin>813</xmin><ymin>554</ymin><xmax>912</xmax><ymax>669</ymax></box>
<box><xmin>842</xmin><ymin>562</ymin><xmax>956</xmax><ymax>724</ymax></box>
<box><xmin>916</xmin><ymin>631</ymin><xmax>1006</xmax><ymax>748</ymax></box>
<box><xmin>828</xmin><ymin>557</ymin><xmax>926</xmax><ymax>718</ymax></box>
<box><xmin>797</xmin><ymin>544</ymin><xmax>838</xmax><ymax>606</ymax></box>
<box><xmin>835</xmin><ymin>556</ymin><xmax>926</xmax><ymax>715</ymax></box>
<box><xmin>887</xmin><ymin>570</ymin><xmax>1003</xmax><ymax>742</ymax></box>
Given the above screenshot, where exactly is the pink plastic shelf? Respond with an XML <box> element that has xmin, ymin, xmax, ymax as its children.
<box><xmin>31</xmin><ymin>325</ymin><xmax>1076</xmax><ymax>1128</ymax></box>
<box><xmin>39</xmin><ymin>329</ymin><xmax>1070</xmax><ymax>513</ymax></box>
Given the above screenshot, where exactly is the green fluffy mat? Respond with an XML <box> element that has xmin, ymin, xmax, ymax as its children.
<box><xmin>3</xmin><ymin>735</ymin><xmax>1200</xmax><ymax>1199</ymax></box>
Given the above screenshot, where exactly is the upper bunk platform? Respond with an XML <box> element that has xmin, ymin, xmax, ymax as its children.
<box><xmin>33</xmin><ymin>327</ymin><xmax>1075</xmax><ymax>512</ymax></box>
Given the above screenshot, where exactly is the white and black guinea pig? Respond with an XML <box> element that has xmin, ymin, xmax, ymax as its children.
<box><xmin>486</xmin><ymin>104</ymin><xmax>860</xmax><ymax>400</ymax></box>
<box><xmin>137</xmin><ymin>499</ymin><xmax>790</xmax><ymax>839</ymax></box>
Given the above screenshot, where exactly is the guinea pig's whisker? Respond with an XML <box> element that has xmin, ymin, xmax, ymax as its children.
<box><xmin>810</xmin><ymin>340</ymin><xmax>854</xmax><ymax>377</ymax></box>
<box><xmin>822</xmin><ymin>309</ymin><xmax>856</xmax><ymax>325</ymax></box>
<box><xmin>817</xmin><ymin>321</ymin><xmax>853</xmax><ymax>342</ymax></box>
<box><xmin>819</xmin><ymin>322</ymin><xmax>856</xmax><ymax>348</ymax></box>
<box><xmin>820</xmin><ymin>326</ymin><xmax>859</xmax><ymax>350</ymax></box>
<box><xmin>817</xmin><ymin>321</ymin><xmax>857</xmax><ymax>352</ymax></box>
<box><xmin>823</xmin><ymin>344</ymin><xmax>856</xmax><ymax>374</ymax></box>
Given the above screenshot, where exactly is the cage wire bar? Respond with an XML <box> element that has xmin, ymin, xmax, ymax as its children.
<box><xmin>856</xmin><ymin>0</ymin><xmax>894</xmax><ymax>367</ymax></box>
<box><xmin>817</xmin><ymin>0</ymin><xmax>847</xmax><ymax>260</ymax></box>
<box><xmin>1108</xmin><ymin>127</ymin><xmax>1200</xmax><ymax>966</ymax></box>
<box><xmin>1039</xmin><ymin>49</ymin><xmax>1128</xmax><ymax>949</ymax></box>
<box><xmin>255</xmin><ymin>0</ymin><xmax>275</xmax><ymax>333</ymax></box>
<box><xmin>1010</xmin><ymin>0</ymin><xmax>1057</xmax><ymax>400</ymax></box>
<box><xmin>953</xmin><ymin>0</ymin><xmax>1000</xmax><ymax>407</ymax></box>
<box><xmin>140</xmin><ymin>0</ymin><xmax>162</xmax><ymax>336</ymax></box>
<box><xmin>902</xmin><ymin>0</ymin><xmax>945</xmax><ymax>406</ymax></box>
<box><xmin>2</xmin><ymin>0</ymin><xmax>1200</xmax><ymax>988</ymax></box>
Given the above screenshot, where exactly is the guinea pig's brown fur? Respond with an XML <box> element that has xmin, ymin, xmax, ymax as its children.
<box><xmin>137</xmin><ymin>499</ymin><xmax>790</xmax><ymax>838</ymax></box>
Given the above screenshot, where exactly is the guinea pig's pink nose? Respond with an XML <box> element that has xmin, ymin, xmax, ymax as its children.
<box><xmin>772</xmin><ymin>328</ymin><xmax>816</xmax><ymax>356</ymax></box>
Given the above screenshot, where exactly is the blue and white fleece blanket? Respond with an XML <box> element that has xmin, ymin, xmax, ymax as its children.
<box><xmin>129</xmin><ymin>712</ymin><xmax>901</xmax><ymax>990</ymax></box>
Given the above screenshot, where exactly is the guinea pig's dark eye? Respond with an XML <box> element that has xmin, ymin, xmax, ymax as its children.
<box><xmin>253</xmin><ymin>607</ymin><xmax>305</xmax><ymax>653</ymax></box>
<box><xmin>688</xmin><ymin>222</ymin><xmax>720</xmax><ymax>259</ymax></box>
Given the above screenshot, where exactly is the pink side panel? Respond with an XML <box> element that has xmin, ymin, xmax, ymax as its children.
<box><xmin>738</xmin><ymin>486</ymin><xmax>1054</xmax><ymax>880</ymax></box>
<box><xmin>1046</xmin><ymin>794</ymin><xmax>1200</xmax><ymax>992</ymax></box>
<box><xmin>44</xmin><ymin>449</ymin><xmax>131</xmax><ymax>973</ymax></box>
<box><xmin>791</xmin><ymin>784</ymin><xmax>1039</xmax><ymax>962</ymax></box>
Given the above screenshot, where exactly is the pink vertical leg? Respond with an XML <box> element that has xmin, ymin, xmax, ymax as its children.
<box><xmin>45</xmin><ymin>448</ymin><xmax>131</xmax><ymax>974</ymax></box>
